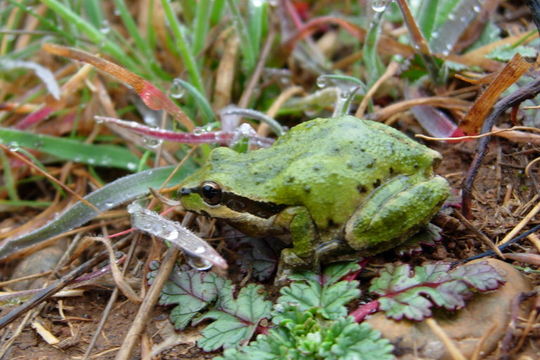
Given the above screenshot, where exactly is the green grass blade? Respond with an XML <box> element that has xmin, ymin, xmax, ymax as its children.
<box><xmin>226</xmin><ymin>0</ymin><xmax>256</xmax><ymax>72</ymax></box>
<box><xmin>4</xmin><ymin>0</ymin><xmax>76</xmax><ymax>42</ymax></box>
<box><xmin>160</xmin><ymin>0</ymin><xmax>205</xmax><ymax>94</ymax></box>
<box><xmin>112</xmin><ymin>0</ymin><xmax>155</xmax><ymax>60</ymax></box>
<box><xmin>82</xmin><ymin>0</ymin><xmax>105</xmax><ymax>29</ymax></box>
<box><xmin>247</xmin><ymin>0</ymin><xmax>268</xmax><ymax>57</ymax></box>
<box><xmin>40</xmin><ymin>0</ymin><xmax>140</xmax><ymax>72</ymax></box>
<box><xmin>0</xmin><ymin>166</ymin><xmax>193</xmax><ymax>260</ymax></box>
<box><xmin>210</xmin><ymin>0</ymin><xmax>226</xmax><ymax>25</ymax></box>
<box><xmin>0</xmin><ymin>128</ymin><xmax>140</xmax><ymax>171</ymax></box>
<box><xmin>192</xmin><ymin>0</ymin><xmax>211</xmax><ymax>56</ymax></box>
<box><xmin>416</xmin><ymin>0</ymin><xmax>439</xmax><ymax>41</ymax></box>
<box><xmin>173</xmin><ymin>78</ymin><xmax>216</xmax><ymax>123</ymax></box>
<box><xmin>0</xmin><ymin>200</ymin><xmax>52</xmax><ymax>208</ymax></box>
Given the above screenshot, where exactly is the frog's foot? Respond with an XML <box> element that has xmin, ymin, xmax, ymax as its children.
<box><xmin>345</xmin><ymin>175</ymin><xmax>449</xmax><ymax>254</ymax></box>
<box><xmin>274</xmin><ymin>248</ymin><xmax>319</xmax><ymax>285</ymax></box>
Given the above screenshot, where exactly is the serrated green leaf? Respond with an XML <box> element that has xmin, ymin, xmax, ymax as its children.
<box><xmin>196</xmin><ymin>283</ymin><xmax>272</xmax><ymax>351</ymax></box>
<box><xmin>370</xmin><ymin>262</ymin><xmax>505</xmax><ymax>321</ymax></box>
<box><xmin>486</xmin><ymin>45</ymin><xmax>537</xmax><ymax>62</ymax></box>
<box><xmin>215</xmin><ymin>309</ymin><xmax>394</xmax><ymax>360</ymax></box>
<box><xmin>279</xmin><ymin>264</ymin><xmax>361</xmax><ymax>320</ymax></box>
<box><xmin>158</xmin><ymin>266</ymin><xmax>225</xmax><ymax>329</ymax></box>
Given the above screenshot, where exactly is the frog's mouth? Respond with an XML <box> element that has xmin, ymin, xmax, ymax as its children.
<box><xmin>180</xmin><ymin>186</ymin><xmax>286</xmax><ymax>219</ymax></box>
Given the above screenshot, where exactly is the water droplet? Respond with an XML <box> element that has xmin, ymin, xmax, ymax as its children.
<box><xmin>339</xmin><ymin>89</ymin><xmax>350</xmax><ymax>99</ymax></box>
<box><xmin>448</xmin><ymin>13</ymin><xmax>456</xmax><ymax>21</ymax></box>
<box><xmin>316</xmin><ymin>76</ymin><xmax>328</xmax><ymax>88</ymax></box>
<box><xmin>431</xmin><ymin>32</ymin><xmax>439</xmax><ymax>39</ymax></box>
<box><xmin>127</xmin><ymin>203</ymin><xmax>138</xmax><ymax>214</ymax></box>
<box><xmin>187</xmin><ymin>255</ymin><xmax>212</xmax><ymax>271</ymax></box>
<box><xmin>473</xmin><ymin>5</ymin><xmax>481</xmax><ymax>12</ymax></box>
<box><xmin>95</xmin><ymin>117</ymin><xmax>105</xmax><ymax>124</ymax></box>
<box><xmin>442</xmin><ymin>49</ymin><xmax>450</xmax><ymax>56</ymax></box>
<box><xmin>279</xmin><ymin>76</ymin><xmax>291</xmax><ymax>86</ymax></box>
<box><xmin>143</xmin><ymin>136</ymin><xmax>163</xmax><ymax>149</ymax></box>
<box><xmin>162</xmin><ymin>228</ymin><xmax>179</xmax><ymax>241</ymax></box>
<box><xmin>170</xmin><ymin>78</ymin><xmax>185</xmax><ymax>99</ymax></box>
<box><xmin>371</xmin><ymin>0</ymin><xmax>390</xmax><ymax>12</ymax></box>
<box><xmin>127</xmin><ymin>162</ymin><xmax>137</xmax><ymax>170</ymax></box>
<box><xmin>194</xmin><ymin>246</ymin><xmax>205</xmax><ymax>254</ymax></box>
<box><xmin>304</xmin><ymin>106</ymin><xmax>319</xmax><ymax>117</ymax></box>
<box><xmin>193</xmin><ymin>127</ymin><xmax>207</xmax><ymax>136</ymax></box>
<box><xmin>100</xmin><ymin>20</ymin><xmax>111</xmax><ymax>35</ymax></box>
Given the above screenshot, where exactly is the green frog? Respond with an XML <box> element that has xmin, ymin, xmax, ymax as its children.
<box><xmin>179</xmin><ymin>115</ymin><xmax>450</xmax><ymax>273</ymax></box>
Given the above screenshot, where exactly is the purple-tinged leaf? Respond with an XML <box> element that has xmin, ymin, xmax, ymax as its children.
<box><xmin>368</xmin><ymin>262</ymin><xmax>505</xmax><ymax>321</ymax></box>
<box><xmin>194</xmin><ymin>282</ymin><xmax>272</xmax><ymax>351</ymax></box>
<box><xmin>152</xmin><ymin>265</ymin><xmax>226</xmax><ymax>330</ymax></box>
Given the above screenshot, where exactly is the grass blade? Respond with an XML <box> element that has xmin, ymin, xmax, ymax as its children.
<box><xmin>0</xmin><ymin>166</ymin><xmax>192</xmax><ymax>260</ymax></box>
<box><xmin>0</xmin><ymin>128</ymin><xmax>140</xmax><ymax>171</ymax></box>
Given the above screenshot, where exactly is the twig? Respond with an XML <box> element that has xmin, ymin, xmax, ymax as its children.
<box><xmin>258</xmin><ymin>85</ymin><xmax>304</xmax><ymax>136</ymax></box>
<box><xmin>425</xmin><ymin>318</ymin><xmax>466</xmax><ymax>360</ymax></box>
<box><xmin>114</xmin><ymin>246</ymin><xmax>179</xmax><ymax>360</ymax></box>
<box><xmin>525</xmin><ymin>156</ymin><xmax>540</xmax><ymax>177</ymax></box>
<box><xmin>238</xmin><ymin>26</ymin><xmax>276</xmax><ymax>108</ymax></box>
<box><xmin>82</xmin><ymin>234</ymin><xmax>140</xmax><ymax>360</ymax></box>
<box><xmin>416</xmin><ymin>125</ymin><xmax>540</xmax><ymax>141</ymax></box>
<box><xmin>498</xmin><ymin>200</ymin><xmax>540</xmax><ymax>246</ymax></box>
<box><xmin>462</xmin><ymin>78</ymin><xmax>540</xmax><ymax>218</ymax></box>
<box><xmin>355</xmin><ymin>61</ymin><xmax>399</xmax><ymax>118</ymax></box>
<box><xmin>453</xmin><ymin>210</ymin><xmax>505</xmax><ymax>258</ymax></box>
<box><xmin>499</xmin><ymin>291</ymin><xmax>536</xmax><ymax>359</ymax></box>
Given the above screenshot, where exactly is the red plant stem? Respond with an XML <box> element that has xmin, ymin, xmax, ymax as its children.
<box><xmin>350</xmin><ymin>300</ymin><xmax>380</xmax><ymax>322</ymax></box>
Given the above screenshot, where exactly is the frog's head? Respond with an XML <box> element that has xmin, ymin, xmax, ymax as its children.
<box><xmin>178</xmin><ymin>147</ymin><xmax>285</xmax><ymax>223</ymax></box>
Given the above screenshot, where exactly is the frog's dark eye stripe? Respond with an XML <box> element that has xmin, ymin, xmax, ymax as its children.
<box><xmin>181</xmin><ymin>182</ymin><xmax>286</xmax><ymax>218</ymax></box>
<box><xmin>220</xmin><ymin>192</ymin><xmax>286</xmax><ymax>218</ymax></box>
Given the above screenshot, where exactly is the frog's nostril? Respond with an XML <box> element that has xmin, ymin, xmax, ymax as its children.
<box><xmin>180</xmin><ymin>188</ymin><xmax>192</xmax><ymax>195</ymax></box>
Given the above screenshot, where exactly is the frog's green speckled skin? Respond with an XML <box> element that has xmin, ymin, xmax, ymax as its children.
<box><xmin>180</xmin><ymin>116</ymin><xmax>450</xmax><ymax>269</ymax></box>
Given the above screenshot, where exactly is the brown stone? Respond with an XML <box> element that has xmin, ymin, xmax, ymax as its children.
<box><xmin>366</xmin><ymin>259</ymin><xmax>532</xmax><ymax>359</ymax></box>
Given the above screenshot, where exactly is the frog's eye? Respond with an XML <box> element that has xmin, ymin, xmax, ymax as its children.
<box><xmin>200</xmin><ymin>181</ymin><xmax>222</xmax><ymax>205</ymax></box>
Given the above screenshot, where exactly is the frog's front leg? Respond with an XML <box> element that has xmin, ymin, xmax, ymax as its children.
<box><xmin>274</xmin><ymin>206</ymin><xmax>319</xmax><ymax>274</ymax></box>
<box><xmin>345</xmin><ymin>175</ymin><xmax>449</xmax><ymax>253</ymax></box>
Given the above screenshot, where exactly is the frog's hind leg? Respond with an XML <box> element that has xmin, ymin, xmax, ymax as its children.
<box><xmin>345</xmin><ymin>174</ymin><xmax>449</xmax><ymax>254</ymax></box>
